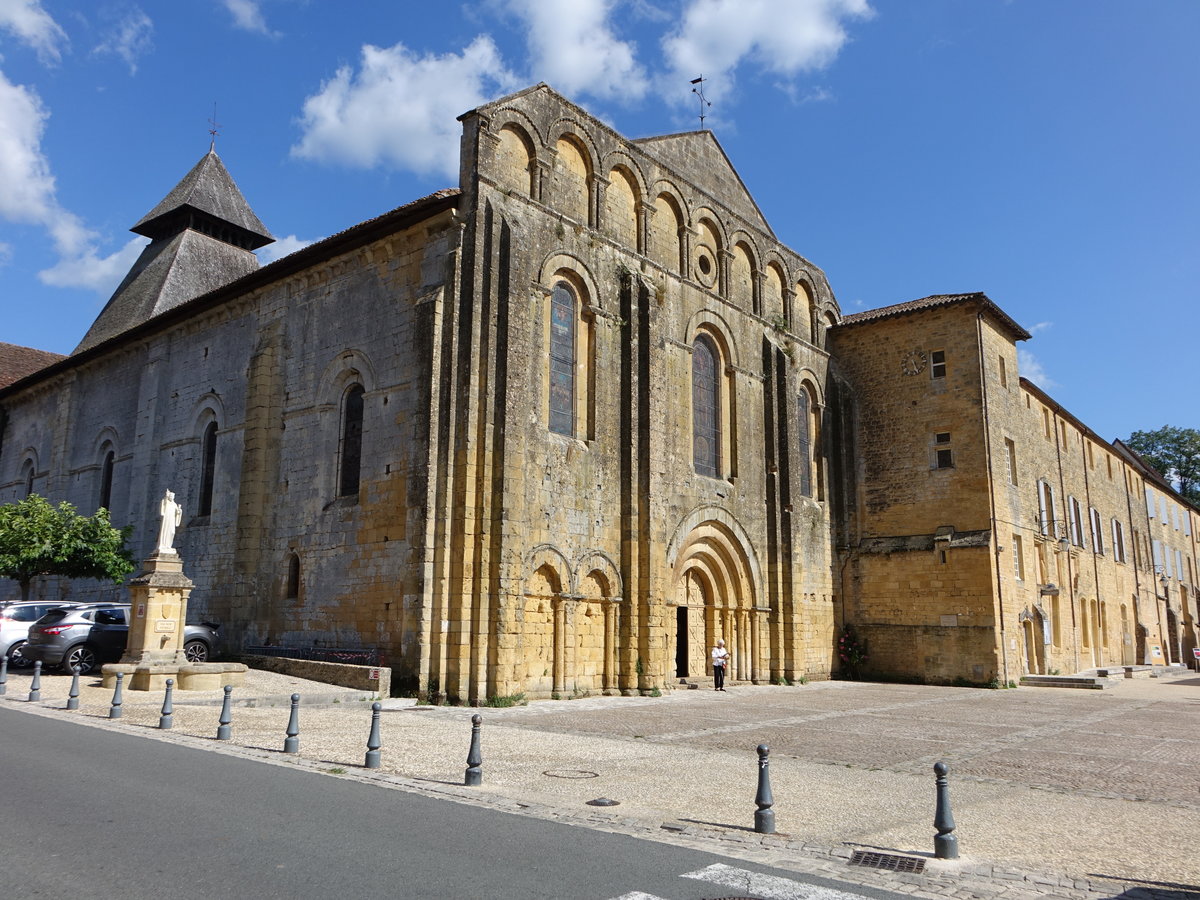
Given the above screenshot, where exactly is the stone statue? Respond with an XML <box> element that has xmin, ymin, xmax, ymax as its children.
<box><xmin>157</xmin><ymin>490</ymin><xmax>183</xmax><ymax>553</ymax></box>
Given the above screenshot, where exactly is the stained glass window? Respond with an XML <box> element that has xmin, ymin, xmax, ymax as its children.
<box><xmin>549</xmin><ymin>283</ymin><xmax>576</xmax><ymax>435</ymax></box>
<box><xmin>693</xmin><ymin>335</ymin><xmax>720</xmax><ymax>478</ymax></box>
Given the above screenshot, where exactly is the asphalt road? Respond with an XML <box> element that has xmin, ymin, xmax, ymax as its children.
<box><xmin>0</xmin><ymin>705</ymin><xmax>908</xmax><ymax>900</ymax></box>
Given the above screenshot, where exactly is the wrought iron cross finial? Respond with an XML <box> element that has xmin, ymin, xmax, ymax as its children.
<box><xmin>208</xmin><ymin>103</ymin><xmax>221</xmax><ymax>151</ymax></box>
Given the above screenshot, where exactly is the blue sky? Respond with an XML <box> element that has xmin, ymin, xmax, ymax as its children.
<box><xmin>0</xmin><ymin>0</ymin><xmax>1195</xmax><ymax>441</ymax></box>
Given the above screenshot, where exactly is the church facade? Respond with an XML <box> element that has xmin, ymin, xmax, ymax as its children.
<box><xmin>2</xmin><ymin>85</ymin><xmax>1196</xmax><ymax>699</ymax></box>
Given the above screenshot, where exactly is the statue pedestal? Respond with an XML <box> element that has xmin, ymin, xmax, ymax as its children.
<box><xmin>102</xmin><ymin>549</ymin><xmax>246</xmax><ymax>691</ymax></box>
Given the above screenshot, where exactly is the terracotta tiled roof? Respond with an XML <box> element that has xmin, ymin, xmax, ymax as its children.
<box><xmin>837</xmin><ymin>292</ymin><xmax>1032</xmax><ymax>340</ymax></box>
<box><xmin>0</xmin><ymin>342</ymin><xmax>66</xmax><ymax>388</ymax></box>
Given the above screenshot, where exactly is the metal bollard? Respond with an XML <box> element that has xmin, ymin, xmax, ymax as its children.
<box><xmin>216</xmin><ymin>685</ymin><xmax>233</xmax><ymax>740</ymax></box>
<box><xmin>364</xmin><ymin>701</ymin><xmax>382</xmax><ymax>769</ymax></box>
<box><xmin>28</xmin><ymin>660</ymin><xmax>42</xmax><ymax>702</ymax></box>
<box><xmin>283</xmin><ymin>693</ymin><xmax>301</xmax><ymax>754</ymax></box>
<box><xmin>754</xmin><ymin>743</ymin><xmax>775</xmax><ymax>833</ymax></box>
<box><xmin>0</xmin><ymin>653</ymin><xmax>7</xmax><ymax>695</ymax></box>
<box><xmin>464</xmin><ymin>713</ymin><xmax>483</xmax><ymax>786</ymax></box>
<box><xmin>109</xmin><ymin>672</ymin><xmax>124</xmax><ymax>719</ymax></box>
<box><xmin>159</xmin><ymin>678</ymin><xmax>175</xmax><ymax>729</ymax></box>
<box><xmin>66</xmin><ymin>669</ymin><xmax>80</xmax><ymax>710</ymax></box>
<box><xmin>933</xmin><ymin>761</ymin><xmax>959</xmax><ymax>859</ymax></box>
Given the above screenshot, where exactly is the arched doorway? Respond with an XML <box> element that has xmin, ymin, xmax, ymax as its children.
<box><xmin>668</xmin><ymin>514</ymin><xmax>762</xmax><ymax>685</ymax></box>
<box><xmin>1020</xmin><ymin>608</ymin><xmax>1045</xmax><ymax>675</ymax></box>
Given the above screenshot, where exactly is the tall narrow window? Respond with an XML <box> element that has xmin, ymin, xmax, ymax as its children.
<box><xmin>548</xmin><ymin>283</ymin><xmax>576</xmax><ymax>436</ymax></box>
<box><xmin>99</xmin><ymin>450</ymin><xmax>114</xmax><ymax>511</ymax></box>
<box><xmin>1012</xmin><ymin>534</ymin><xmax>1024</xmax><ymax>580</ymax></box>
<box><xmin>286</xmin><ymin>553</ymin><xmax>301</xmax><ymax>601</ymax></box>
<box><xmin>692</xmin><ymin>334</ymin><xmax>720</xmax><ymax>478</ymax></box>
<box><xmin>1089</xmin><ymin>507</ymin><xmax>1103</xmax><ymax>554</ymax></box>
<box><xmin>797</xmin><ymin>389</ymin><xmax>812</xmax><ymax>497</ymax></box>
<box><xmin>339</xmin><ymin>384</ymin><xmax>365</xmax><ymax>497</ymax></box>
<box><xmin>934</xmin><ymin>432</ymin><xmax>953</xmax><ymax>469</ymax></box>
<box><xmin>1112</xmin><ymin>519</ymin><xmax>1126</xmax><ymax>563</ymax></box>
<box><xmin>23</xmin><ymin>461</ymin><xmax>34</xmax><ymax>497</ymax></box>
<box><xmin>198</xmin><ymin>422</ymin><xmax>217</xmax><ymax>517</ymax></box>
<box><xmin>1004</xmin><ymin>438</ymin><xmax>1017</xmax><ymax>485</ymax></box>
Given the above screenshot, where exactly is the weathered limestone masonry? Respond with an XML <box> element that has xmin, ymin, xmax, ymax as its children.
<box><xmin>428</xmin><ymin>86</ymin><xmax>838</xmax><ymax>701</ymax></box>
<box><xmin>2</xmin><ymin>84</ymin><xmax>1197</xmax><ymax>693</ymax></box>
<box><xmin>830</xmin><ymin>293</ymin><xmax>1200</xmax><ymax>684</ymax></box>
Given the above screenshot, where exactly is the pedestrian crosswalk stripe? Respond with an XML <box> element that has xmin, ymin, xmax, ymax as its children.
<box><xmin>681</xmin><ymin>863</ymin><xmax>876</xmax><ymax>900</ymax></box>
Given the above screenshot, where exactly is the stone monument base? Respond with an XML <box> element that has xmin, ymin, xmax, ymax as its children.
<box><xmin>101</xmin><ymin>662</ymin><xmax>247</xmax><ymax>691</ymax></box>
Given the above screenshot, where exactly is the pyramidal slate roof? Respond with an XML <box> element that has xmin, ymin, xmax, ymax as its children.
<box><xmin>73</xmin><ymin>148</ymin><xmax>273</xmax><ymax>355</ymax></box>
<box><xmin>133</xmin><ymin>148</ymin><xmax>273</xmax><ymax>247</ymax></box>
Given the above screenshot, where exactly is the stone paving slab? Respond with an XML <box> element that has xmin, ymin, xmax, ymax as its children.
<box><xmin>4</xmin><ymin>668</ymin><xmax>1200</xmax><ymax>899</ymax></box>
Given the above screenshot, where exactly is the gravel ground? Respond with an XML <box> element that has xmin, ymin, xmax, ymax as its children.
<box><xmin>5</xmin><ymin>666</ymin><xmax>1199</xmax><ymax>895</ymax></box>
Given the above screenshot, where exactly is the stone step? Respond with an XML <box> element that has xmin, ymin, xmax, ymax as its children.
<box><xmin>1019</xmin><ymin>674</ymin><xmax>1109</xmax><ymax>690</ymax></box>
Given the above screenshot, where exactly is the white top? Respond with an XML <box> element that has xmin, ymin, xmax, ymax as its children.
<box><xmin>711</xmin><ymin>645</ymin><xmax>729</xmax><ymax>668</ymax></box>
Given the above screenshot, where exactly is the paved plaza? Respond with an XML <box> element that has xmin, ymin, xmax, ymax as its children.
<box><xmin>4</xmin><ymin>667</ymin><xmax>1199</xmax><ymax>899</ymax></box>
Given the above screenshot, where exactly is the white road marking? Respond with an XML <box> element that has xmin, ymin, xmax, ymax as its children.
<box><xmin>608</xmin><ymin>894</ymin><xmax>669</xmax><ymax>900</ymax></box>
<box><xmin>682</xmin><ymin>862</ymin><xmax>876</xmax><ymax>900</ymax></box>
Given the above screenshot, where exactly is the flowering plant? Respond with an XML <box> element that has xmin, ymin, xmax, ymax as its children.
<box><xmin>837</xmin><ymin>624</ymin><xmax>867</xmax><ymax>679</ymax></box>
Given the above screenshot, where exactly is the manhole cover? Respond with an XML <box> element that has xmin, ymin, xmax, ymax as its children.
<box><xmin>848</xmin><ymin>850</ymin><xmax>925</xmax><ymax>874</ymax></box>
<box><xmin>542</xmin><ymin>769</ymin><xmax>599</xmax><ymax>779</ymax></box>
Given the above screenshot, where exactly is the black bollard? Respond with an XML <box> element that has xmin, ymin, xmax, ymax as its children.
<box><xmin>28</xmin><ymin>660</ymin><xmax>42</xmax><ymax>702</ymax></box>
<box><xmin>66</xmin><ymin>668</ymin><xmax>80</xmax><ymax>710</ymax></box>
<box><xmin>364</xmin><ymin>701</ymin><xmax>382</xmax><ymax>769</ymax></box>
<box><xmin>283</xmin><ymin>693</ymin><xmax>300</xmax><ymax>754</ymax></box>
<box><xmin>109</xmin><ymin>672</ymin><xmax>124</xmax><ymax>719</ymax></box>
<box><xmin>933</xmin><ymin>761</ymin><xmax>959</xmax><ymax>859</ymax></box>
<box><xmin>159</xmin><ymin>678</ymin><xmax>175</xmax><ymax>729</ymax></box>
<box><xmin>754</xmin><ymin>743</ymin><xmax>775</xmax><ymax>833</ymax></box>
<box><xmin>464</xmin><ymin>713</ymin><xmax>483</xmax><ymax>786</ymax></box>
<box><xmin>216</xmin><ymin>685</ymin><xmax>233</xmax><ymax>740</ymax></box>
<box><xmin>0</xmin><ymin>653</ymin><xmax>7</xmax><ymax>696</ymax></box>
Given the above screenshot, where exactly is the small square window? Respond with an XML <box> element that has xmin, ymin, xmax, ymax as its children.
<box><xmin>936</xmin><ymin>448</ymin><xmax>954</xmax><ymax>469</ymax></box>
<box><xmin>935</xmin><ymin>432</ymin><xmax>951</xmax><ymax>444</ymax></box>
<box><xmin>930</xmin><ymin>350</ymin><xmax>946</xmax><ymax>378</ymax></box>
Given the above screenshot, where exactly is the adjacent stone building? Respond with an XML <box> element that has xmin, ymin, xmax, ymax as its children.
<box><xmin>1</xmin><ymin>85</ymin><xmax>1196</xmax><ymax>697</ymax></box>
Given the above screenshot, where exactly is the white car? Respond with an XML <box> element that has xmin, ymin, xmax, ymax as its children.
<box><xmin>1</xmin><ymin>601</ymin><xmax>75</xmax><ymax>668</ymax></box>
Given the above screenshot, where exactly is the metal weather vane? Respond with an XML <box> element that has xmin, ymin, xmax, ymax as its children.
<box><xmin>208</xmin><ymin>103</ymin><xmax>221</xmax><ymax>151</ymax></box>
<box><xmin>690</xmin><ymin>75</ymin><xmax>712</xmax><ymax>129</ymax></box>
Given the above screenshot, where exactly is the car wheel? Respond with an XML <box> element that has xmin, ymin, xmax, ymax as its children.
<box><xmin>7</xmin><ymin>640</ymin><xmax>33</xmax><ymax>668</ymax></box>
<box><xmin>62</xmin><ymin>644</ymin><xmax>97</xmax><ymax>675</ymax></box>
<box><xmin>183</xmin><ymin>639</ymin><xmax>209</xmax><ymax>663</ymax></box>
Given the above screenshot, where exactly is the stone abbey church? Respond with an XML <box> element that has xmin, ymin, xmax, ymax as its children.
<box><xmin>2</xmin><ymin>85</ymin><xmax>1197</xmax><ymax>699</ymax></box>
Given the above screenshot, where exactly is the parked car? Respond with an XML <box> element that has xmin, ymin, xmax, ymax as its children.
<box><xmin>1</xmin><ymin>601</ymin><xmax>78</xmax><ymax>668</ymax></box>
<box><xmin>23</xmin><ymin>603</ymin><xmax>221</xmax><ymax>675</ymax></box>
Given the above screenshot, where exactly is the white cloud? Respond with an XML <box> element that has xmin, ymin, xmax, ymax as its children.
<box><xmin>222</xmin><ymin>0</ymin><xmax>278</xmax><ymax>37</ymax></box>
<box><xmin>0</xmin><ymin>68</ymin><xmax>145</xmax><ymax>294</ymax></box>
<box><xmin>0</xmin><ymin>241</ymin><xmax>12</xmax><ymax>266</ymax></box>
<box><xmin>1028</xmin><ymin>321</ymin><xmax>1053</xmax><ymax>334</ymax></box>
<box><xmin>39</xmin><ymin>235</ymin><xmax>147</xmax><ymax>294</ymax></box>
<box><xmin>292</xmin><ymin>36</ymin><xmax>517</xmax><ymax>179</ymax></box>
<box><xmin>1018</xmin><ymin>348</ymin><xmax>1056</xmax><ymax>390</ymax></box>
<box><xmin>662</xmin><ymin>0</ymin><xmax>872</xmax><ymax>103</ymax></box>
<box><xmin>0</xmin><ymin>0</ymin><xmax>69</xmax><ymax>64</ymax></box>
<box><xmin>0</xmin><ymin>68</ymin><xmax>93</xmax><ymax>257</ymax></box>
<box><xmin>92</xmin><ymin>7</ymin><xmax>153</xmax><ymax>75</ymax></box>
<box><xmin>506</xmin><ymin>0</ymin><xmax>646</xmax><ymax>100</ymax></box>
<box><xmin>257</xmin><ymin>234</ymin><xmax>317</xmax><ymax>264</ymax></box>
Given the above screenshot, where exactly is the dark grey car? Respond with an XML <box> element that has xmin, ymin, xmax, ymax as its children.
<box><xmin>23</xmin><ymin>604</ymin><xmax>221</xmax><ymax>675</ymax></box>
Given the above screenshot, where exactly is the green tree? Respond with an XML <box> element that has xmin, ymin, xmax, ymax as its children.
<box><xmin>0</xmin><ymin>495</ymin><xmax>135</xmax><ymax>603</ymax></box>
<box><xmin>1126</xmin><ymin>426</ymin><xmax>1200</xmax><ymax>504</ymax></box>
